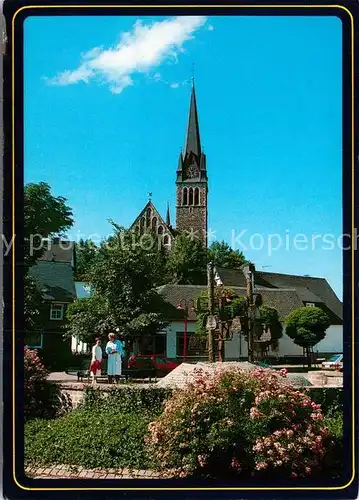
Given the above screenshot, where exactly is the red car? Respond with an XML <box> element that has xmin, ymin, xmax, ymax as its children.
<box><xmin>128</xmin><ymin>354</ymin><xmax>180</xmax><ymax>376</ymax></box>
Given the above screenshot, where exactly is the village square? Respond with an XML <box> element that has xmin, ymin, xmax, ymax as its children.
<box><xmin>22</xmin><ymin>14</ymin><xmax>344</xmax><ymax>483</ymax></box>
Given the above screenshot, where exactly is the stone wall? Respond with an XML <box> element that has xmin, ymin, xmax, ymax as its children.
<box><xmin>59</xmin><ymin>384</ymin><xmax>112</xmax><ymax>409</ymax></box>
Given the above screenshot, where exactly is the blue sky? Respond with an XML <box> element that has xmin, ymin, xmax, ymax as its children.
<box><xmin>24</xmin><ymin>15</ymin><xmax>343</xmax><ymax>299</ymax></box>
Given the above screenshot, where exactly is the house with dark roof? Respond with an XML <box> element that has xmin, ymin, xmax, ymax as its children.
<box><xmin>155</xmin><ymin>266</ymin><xmax>343</xmax><ymax>361</ymax></box>
<box><xmin>214</xmin><ymin>266</ymin><xmax>342</xmax><ymax>359</ymax></box>
<box><xmin>26</xmin><ymin>240</ymin><xmax>77</xmax><ymax>368</ymax></box>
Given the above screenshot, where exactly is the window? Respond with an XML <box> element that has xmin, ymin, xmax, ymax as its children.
<box><xmin>189</xmin><ymin>188</ymin><xmax>194</xmax><ymax>205</ymax></box>
<box><xmin>50</xmin><ymin>303</ymin><xmax>64</xmax><ymax>320</ymax></box>
<box><xmin>151</xmin><ymin>216</ymin><xmax>157</xmax><ymax>231</ymax></box>
<box><xmin>154</xmin><ymin>335</ymin><xmax>166</xmax><ymax>356</ymax></box>
<box><xmin>194</xmin><ymin>187</ymin><xmax>200</xmax><ymax>205</ymax></box>
<box><xmin>146</xmin><ymin>208</ymin><xmax>152</xmax><ymax>227</ymax></box>
<box><xmin>158</xmin><ymin>225</ymin><xmax>163</xmax><ymax>235</ymax></box>
<box><xmin>306</xmin><ymin>302</ymin><xmax>315</xmax><ymax>307</ymax></box>
<box><xmin>25</xmin><ymin>331</ymin><xmax>43</xmax><ymax>349</ymax></box>
<box><xmin>163</xmin><ymin>235</ymin><xmax>169</xmax><ymax>245</ymax></box>
<box><xmin>182</xmin><ymin>188</ymin><xmax>188</xmax><ymax>206</ymax></box>
<box><xmin>176</xmin><ymin>332</ymin><xmax>205</xmax><ymax>357</ymax></box>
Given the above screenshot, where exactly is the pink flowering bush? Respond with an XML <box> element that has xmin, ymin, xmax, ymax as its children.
<box><xmin>24</xmin><ymin>347</ymin><xmax>72</xmax><ymax>420</ymax></box>
<box><xmin>147</xmin><ymin>366</ymin><xmax>330</xmax><ymax>479</ymax></box>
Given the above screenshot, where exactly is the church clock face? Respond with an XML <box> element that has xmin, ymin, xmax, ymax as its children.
<box><xmin>188</xmin><ymin>164</ymin><xmax>199</xmax><ymax>179</ymax></box>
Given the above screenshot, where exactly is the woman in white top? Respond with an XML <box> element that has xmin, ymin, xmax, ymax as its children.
<box><xmin>105</xmin><ymin>333</ymin><xmax>124</xmax><ymax>384</ymax></box>
<box><xmin>89</xmin><ymin>337</ymin><xmax>103</xmax><ymax>384</ymax></box>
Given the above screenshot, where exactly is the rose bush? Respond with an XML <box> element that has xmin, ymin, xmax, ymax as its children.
<box><xmin>24</xmin><ymin>347</ymin><xmax>72</xmax><ymax>421</ymax></box>
<box><xmin>147</xmin><ymin>365</ymin><xmax>332</xmax><ymax>479</ymax></box>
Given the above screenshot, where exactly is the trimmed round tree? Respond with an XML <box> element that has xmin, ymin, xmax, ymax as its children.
<box><xmin>285</xmin><ymin>307</ymin><xmax>330</xmax><ymax>367</ymax></box>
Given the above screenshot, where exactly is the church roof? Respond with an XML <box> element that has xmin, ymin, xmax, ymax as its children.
<box><xmin>129</xmin><ymin>200</ymin><xmax>174</xmax><ymax>235</ymax></box>
<box><xmin>184</xmin><ymin>83</ymin><xmax>201</xmax><ymax>157</ymax></box>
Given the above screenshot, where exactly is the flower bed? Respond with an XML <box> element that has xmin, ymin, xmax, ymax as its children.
<box><xmin>147</xmin><ymin>365</ymin><xmax>343</xmax><ymax>479</ymax></box>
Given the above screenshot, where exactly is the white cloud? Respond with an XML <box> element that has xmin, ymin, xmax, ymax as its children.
<box><xmin>170</xmin><ymin>82</ymin><xmax>180</xmax><ymax>89</ymax></box>
<box><xmin>208</xmin><ymin>25</ymin><xmax>215</xmax><ymax>31</ymax></box>
<box><xmin>48</xmin><ymin>16</ymin><xmax>208</xmax><ymax>94</ymax></box>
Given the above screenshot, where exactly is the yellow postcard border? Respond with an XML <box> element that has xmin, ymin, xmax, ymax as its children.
<box><xmin>12</xmin><ymin>4</ymin><xmax>355</xmax><ymax>492</ymax></box>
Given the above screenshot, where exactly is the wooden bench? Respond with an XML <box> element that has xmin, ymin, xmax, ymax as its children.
<box><xmin>66</xmin><ymin>364</ymin><xmax>157</xmax><ymax>384</ymax></box>
<box><xmin>122</xmin><ymin>366</ymin><xmax>157</xmax><ymax>383</ymax></box>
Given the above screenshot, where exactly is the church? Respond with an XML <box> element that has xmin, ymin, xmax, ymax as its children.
<box><xmin>129</xmin><ymin>83</ymin><xmax>208</xmax><ymax>249</ymax></box>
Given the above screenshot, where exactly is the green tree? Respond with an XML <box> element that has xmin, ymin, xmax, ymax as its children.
<box><xmin>74</xmin><ymin>239</ymin><xmax>98</xmax><ymax>281</ymax></box>
<box><xmin>24</xmin><ymin>182</ymin><xmax>74</xmax><ymax>268</ymax></box>
<box><xmin>254</xmin><ymin>306</ymin><xmax>283</xmax><ymax>359</ymax></box>
<box><xmin>24</xmin><ymin>182</ymin><xmax>74</xmax><ymax>340</ymax></box>
<box><xmin>66</xmin><ymin>225</ymin><xmax>169</xmax><ymax>346</ymax></box>
<box><xmin>207</xmin><ymin>241</ymin><xmax>247</xmax><ymax>269</ymax></box>
<box><xmin>166</xmin><ymin>233</ymin><xmax>207</xmax><ymax>285</ymax></box>
<box><xmin>24</xmin><ymin>274</ymin><xmax>46</xmax><ymax>334</ymax></box>
<box><xmin>285</xmin><ymin>307</ymin><xmax>330</xmax><ymax>367</ymax></box>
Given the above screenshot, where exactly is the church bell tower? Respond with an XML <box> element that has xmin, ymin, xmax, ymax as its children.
<box><xmin>176</xmin><ymin>83</ymin><xmax>208</xmax><ymax>247</ymax></box>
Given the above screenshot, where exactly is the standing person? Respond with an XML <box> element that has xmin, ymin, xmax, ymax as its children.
<box><xmin>89</xmin><ymin>337</ymin><xmax>102</xmax><ymax>384</ymax></box>
<box><xmin>105</xmin><ymin>332</ymin><xmax>123</xmax><ymax>384</ymax></box>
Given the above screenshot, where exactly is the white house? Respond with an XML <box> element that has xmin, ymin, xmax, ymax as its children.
<box><xmin>157</xmin><ymin>267</ymin><xmax>343</xmax><ymax>361</ymax></box>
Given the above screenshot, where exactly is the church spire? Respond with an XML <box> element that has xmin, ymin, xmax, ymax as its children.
<box><xmin>166</xmin><ymin>202</ymin><xmax>171</xmax><ymax>226</ymax></box>
<box><xmin>184</xmin><ymin>81</ymin><xmax>201</xmax><ymax>157</ymax></box>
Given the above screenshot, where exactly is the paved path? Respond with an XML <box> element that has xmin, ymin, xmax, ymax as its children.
<box><xmin>25</xmin><ymin>465</ymin><xmax>163</xmax><ymax>479</ymax></box>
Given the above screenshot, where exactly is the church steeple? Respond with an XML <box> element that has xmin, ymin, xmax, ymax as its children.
<box><xmin>166</xmin><ymin>202</ymin><xmax>171</xmax><ymax>226</ymax></box>
<box><xmin>184</xmin><ymin>82</ymin><xmax>201</xmax><ymax>158</ymax></box>
<box><xmin>175</xmin><ymin>82</ymin><xmax>208</xmax><ymax>248</ymax></box>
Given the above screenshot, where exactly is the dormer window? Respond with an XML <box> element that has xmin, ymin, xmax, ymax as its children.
<box><xmin>50</xmin><ymin>303</ymin><xmax>64</xmax><ymax>320</ymax></box>
<box><xmin>306</xmin><ymin>302</ymin><xmax>315</xmax><ymax>307</ymax></box>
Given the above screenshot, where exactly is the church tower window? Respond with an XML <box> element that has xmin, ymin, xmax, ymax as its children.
<box><xmin>189</xmin><ymin>188</ymin><xmax>194</xmax><ymax>206</ymax></box>
<box><xmin>182</xmin><ymin>188</ymin><xmax>188</xmax><ymax>206</ymax></box>
<box><xmin>194</xmin><ymin>187</ymin><xmax>200</xmax><ymax>205</ymax></box>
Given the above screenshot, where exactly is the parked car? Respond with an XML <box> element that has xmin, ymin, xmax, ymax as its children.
<box><xmin>128</xmin><ymin>354</ymin><xmax>180</xmax><ymax>377</ymax></box>
<box><xmin>321</xmin><ymin>354</ymin><xmax>343</xmax><ymax>371</ymax></box>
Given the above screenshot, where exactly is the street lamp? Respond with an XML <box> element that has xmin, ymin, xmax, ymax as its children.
<box><xmin>177</xmin><ymin>299</ymin><xmax>195</xmax><ymax>362</ymax></box>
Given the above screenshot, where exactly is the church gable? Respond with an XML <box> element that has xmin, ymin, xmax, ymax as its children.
<box><xmin>130</xmin><ymin>201</ymin><xmax>173</xmax><ymax>248</ymax></box>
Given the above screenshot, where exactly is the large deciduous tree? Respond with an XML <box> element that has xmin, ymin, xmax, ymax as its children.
<box><xmin>24</xmin><ymin>182</ymin><xmax>74</xmax><ymax>268</ymax></box>
<box><xmin>24</xmin><ymin>182</ymin><xmax>74</xmax><ymax>339</ymax></box>
<box><xmin>285</xmin><ymin>307</ymin><xmax>330</xmax><ymax>367</ymax></box>
<box><xmin>74</xmin><ymin>239</ymin><xmax>98</xmax><ymax>281</ymax></box>
<box><xmin>166</xmin><ymin>233</ymin><xmax>207</xmax><ymax>285</ymax></box>
<box><xmin>207</xmin><ymin>241</ymin><xmax>247</xmax><ymax>269</ymax></box>
<box><xmin>66</xmin><ymin>225</ymin><xmax>169</xmax><ymax>347</ymax></box>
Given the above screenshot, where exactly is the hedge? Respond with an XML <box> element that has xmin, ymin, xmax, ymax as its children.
<box><xmin>81</xmin><ymin>385</ymin><xmax>343</xmax><ymax>417</ymax></box>
<box><xmin>80</xmin><ymin>385</ymin><xmax>173</xmax><ymax>413</ymax></box>
<box><xmin>25</xmin><ymin>406</ymin><xmax>156</xmax><ymax>470</ymax></box>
